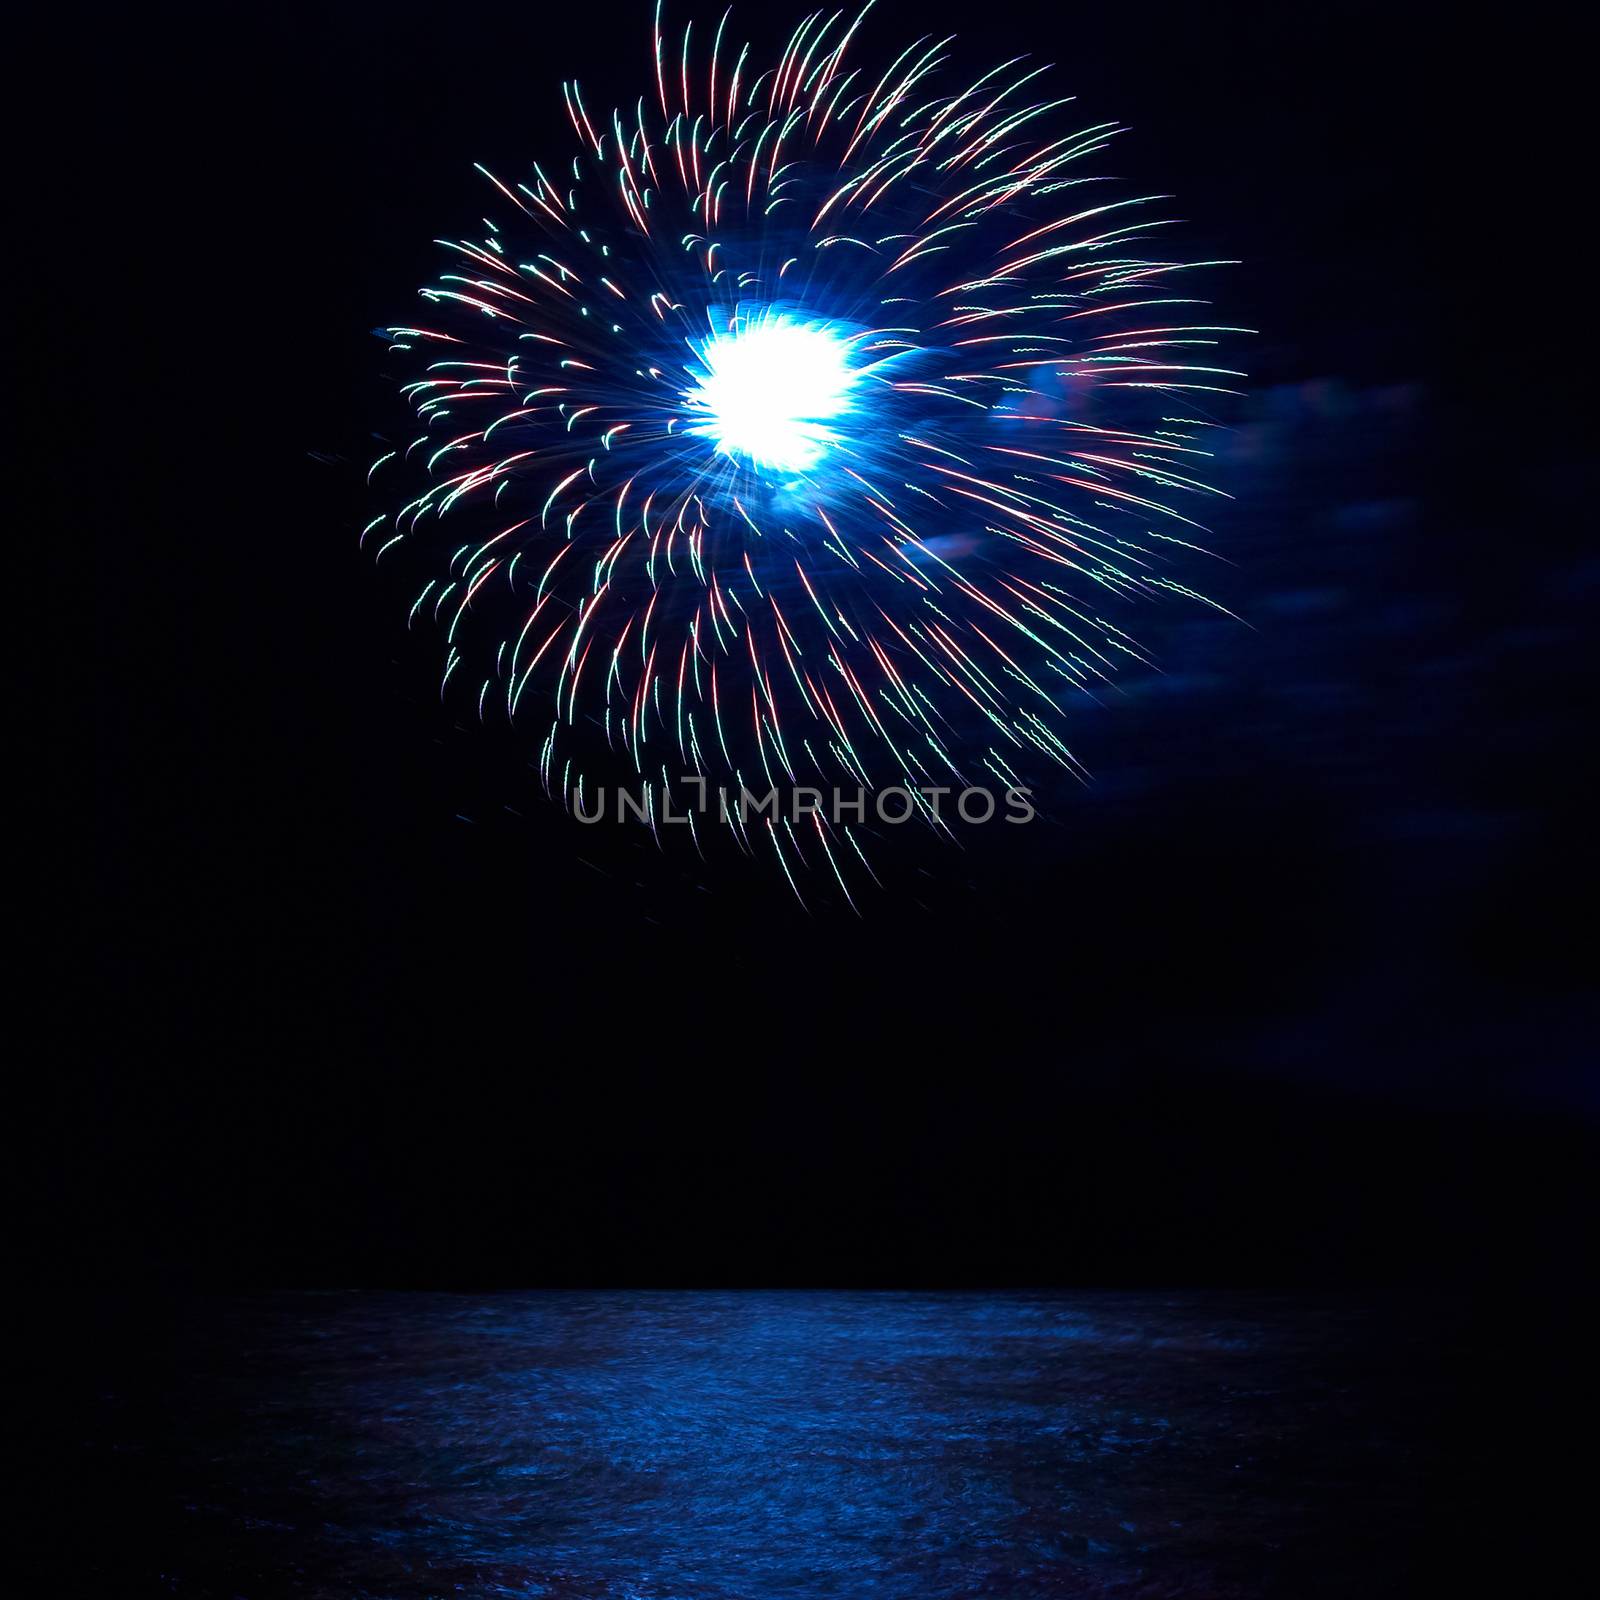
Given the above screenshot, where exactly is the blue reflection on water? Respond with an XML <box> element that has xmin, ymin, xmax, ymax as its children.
<box><xmin>117</xmin><ymin>1291</ymin><xmax>1437</xmax><ymax>1597</ymax></box>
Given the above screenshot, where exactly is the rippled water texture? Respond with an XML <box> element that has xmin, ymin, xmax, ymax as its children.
<box><xmin>87</xmin><ymin>1292</ymin><xmax>1452</xmax><ymax>1596</ymax></box>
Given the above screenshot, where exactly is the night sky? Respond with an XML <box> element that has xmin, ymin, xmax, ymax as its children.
<box><xmin>36</xmin><ymin>0</ymin><xmax>1593</xmax><ymax>1293</ymax></box>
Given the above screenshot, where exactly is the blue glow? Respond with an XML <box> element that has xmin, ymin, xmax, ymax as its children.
<box><xmin>143</xmin><ymin>1292</ymin><xmax>1410</xmax><ymax>1598</ymax></box>
<box><xmin>684</xmin><ymin>313</ymin><xmax>857</xmax><ymax>473</ymax></box>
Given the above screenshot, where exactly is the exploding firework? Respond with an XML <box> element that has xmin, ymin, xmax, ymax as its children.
<box><xmin>367</xmin><ymin>3</ymin><xmax>1246</xmax><ymax>905</ymax></box>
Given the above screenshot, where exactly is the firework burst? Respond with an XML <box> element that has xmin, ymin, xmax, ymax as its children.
<box><xmin>367</xmin><ymin>2</ymin><xmax>1246</xmax><ymax>905</ymax></box>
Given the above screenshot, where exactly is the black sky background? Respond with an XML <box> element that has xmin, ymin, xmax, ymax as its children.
<box><xmin>33</xmin><ymin>1</ymin><xmax>1594</xmax><ymax>1290</ymax></box>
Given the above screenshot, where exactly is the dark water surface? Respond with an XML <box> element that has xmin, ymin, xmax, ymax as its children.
<box><xmin>78</xmin><ymin>1292</ymin><xmax>1468</xmax><ymax>1597</ymax></box>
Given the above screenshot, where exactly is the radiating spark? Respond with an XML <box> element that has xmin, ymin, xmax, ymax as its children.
<box><xmin>369</xmin><ymin>4</ymin><xmax>1247</xmax><ymax>899</ymax></box>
